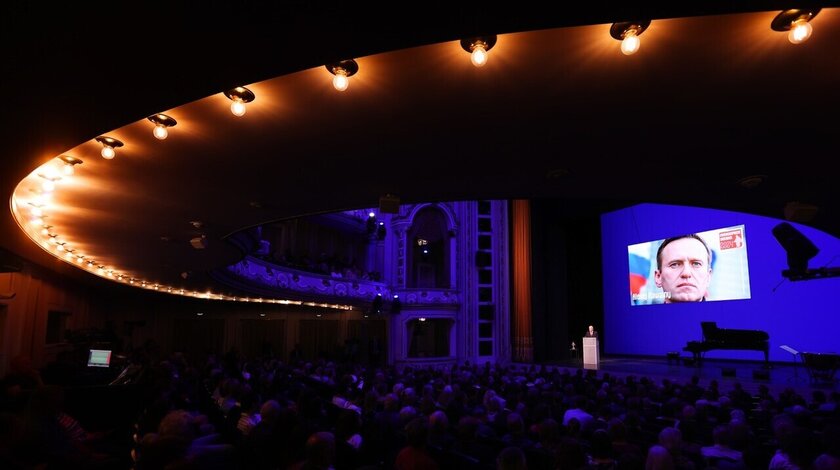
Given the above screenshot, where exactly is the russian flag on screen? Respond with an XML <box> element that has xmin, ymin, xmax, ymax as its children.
<box><xmin>627</xmin><ymin>246</ymin><xmax>652</xmax><ymax>295</ymax></box>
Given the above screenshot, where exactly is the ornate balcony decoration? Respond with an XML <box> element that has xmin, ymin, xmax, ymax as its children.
<box><xmin>394</xmin><ymin>289</ymin><xmax>461</xmax><ymax>307</ymax></box>
<box><xmin>220</xmin><ymin>256</ymin><xmax>390</xmax><ymax>303</ymax></box>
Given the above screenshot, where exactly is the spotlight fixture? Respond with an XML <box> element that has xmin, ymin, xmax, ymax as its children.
<box><xmin>610</xmin><ymin>20</ymin><xmax>651</xmax><ymax>55</ymax></box>
<box><xmin>224</xmin><ymin>86</ymin><xmax>255</xmax><ymax>116</ymax></box>
<box><xmin>147</xmin><ymin>114</ymin><xmax>177</xmax><ymax>140</ymax></box>
<box><xmin>460</xmin><ymin>36</ymin><xmax>497</xmax><ymax>67</ymax></box>
<box><xmin>326</xmin><ymin>59</ymin><xmax>359</xmax><ymax>92</ymax></box>
<box><xmin>772</xmin><ymin>9</ymin><xmax>820</xmax><ymax>44</ymax></box>
<box><xmin>95</xmin><ymin>136</ymin><xmax>124</xmax><ymax>160</ymax></box>
<box><xmin>58</xmin><ymin>155</ymin><xmax>83</xmax><ymax>176</ymax></box>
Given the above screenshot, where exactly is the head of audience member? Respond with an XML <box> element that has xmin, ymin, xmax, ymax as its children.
<box><xmin>404</xmin><ymin>417</ymin><xmax>429</xmax><ymax>449</ymax></box>
<box><xmin>399</xmin><ymin>406</ymin><xmax>418</xmax><ymax>426</ymax></box>
<box><xmin>429</xmin><ymin>410</ymin><xmax>449</xmax><ymax>436</ymax></box>
<box><xmin>590</xmin><ymin>429</ymin><xmax>614</xmax><ymax>459</ymax></box>
<box><xmin>304</xmin><ymin>431</ymin><xmax>335</xmax><ymax>469</ymax></box>
<box><xmin>457</xmin><ymin>416</ymin><xmax>480</xmax><ymax>443</ymax></box>
<box><xmin>383</xmin><ymin>393</ymin><xmax>400</xmax><ymax>412</ymax></box>
<box><xmin>566</xmin><ymin>417</ymin><xmax>582</xmax><ymax>437</ymax></box>
<box><xmin>259</xmin><ymin>399</ymin><xmax>282</xmax><ymax>424</ymax></box>
<box><xmin>497</xmin><ymin>446</ymin><xmax>528</xmax><ymax>470</ymax></box>
<box><xmin>158</xmin><ymin>410</ymin><xmax>196</xmax><ymax>442</ymax></box>
<box><xmin>607</xmin><ymin>418</ymin><xmax>628</xmax><ymax>442</ymax></box>
<box><xmin>711</xmin><ymin>424</ymin><xmax>733</xmax><ymax>448</ymax></box>
<box><xmin>646</xmin><ymin>445</ymin><xmax>675</xmax><ymax>470</ymax></box>
<box><xmin>538</xmin><ymin>418</ymin><xmax>560</xmax><ymax>446</ymax></box>
<box><xmin>658</xmin><ymin>427</ymin><xmax>682</xmax><ymax>454</ymax></box>
<box><xmin>505</xmin><ymin>412</ymin><xmax>525</xmax><ymax>437</ymax></box>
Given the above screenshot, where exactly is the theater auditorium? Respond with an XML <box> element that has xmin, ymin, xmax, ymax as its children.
<box><xmin>2</xmin><ymin>3</ymin><xmax>840</xmax><ymax>469</ymax></box>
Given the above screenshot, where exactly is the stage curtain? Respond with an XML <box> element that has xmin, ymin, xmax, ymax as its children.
<box><xmin>512</xmin><ymin>199</ymin><xmax>533</xmax><ymax>362</ymax></box>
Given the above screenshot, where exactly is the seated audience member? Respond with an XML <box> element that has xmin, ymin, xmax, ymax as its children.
<box><xmin>334</xmin><ymin>408</ymin><xmax>364</xmax><ymax>469</ymax></box>
<box><xmin>428</xmin><ymin>410</ymin><xmax>455</xmax><ymax>451</ymax></box>
<box><xmin>497</xmin><ymin>446</ymin><xmax>528</xmax><ymax>470</ymax></box>
<box><xmin>236</xmin><ymin>391</ymin><xmax>261</xmax><ymax>437</ymax></box>
<box><xmin>291</xmin><ymin>431</ymin><xmax>336</xmax><ymax>470</ymax></box>
<box><xmin>701</xmin><ymin>425</ymin><xmax>742</xmax><ymax>464</ymax></box>
<box><xmin>501</xmin><ymin>412</ymin><xmax>534</xmax><ymax>449</ymax></box>
<box><xmin>814</xmin><ymin>425</ymin><xmax>840</xmax><ymax>470</ymax></box>
<box><xmin>770</xmin><ymin>425</ymin><xmax>820</xmax><ymax>470</ymax></box>
<box><xmin>395</xmin><ymin>417</ymin><xmax>438</xmax><ymax>470</ymax></box>
<box><xmin>588</xmin><ymin>428</ymin><xmax>618</xmax><ymax>470</ymax></box>
<box><xmin>647</xmin><ymin>445</ymin><xmax>675</xmax><ymax>470</ymax></box>
<box><xmin>3</xmin><ymin>355</ymin><xmax>44</xmax><ymax>391</ymax></box>
<box><xmin>817</xmin><ymin>424</ymin><xmax>840</xmax><ymax>465</ymax></box>
<box><xmin>563</xmin><ymin>395</ymin><xmax>594</xmax><ymax>430</ymax></box>
<box><xmin>658</xmin><ymin>427</ymin><xmax>695</xmax><ymax>470</ymax></box>
<box><xmin>608</xmin><ymin>418</ymin><xmax>641</xmax><ymax>461</ymax></box>
<box><xmin>138</xmin><ymin>409</ymin><xmax>230</xmax><ymax>469</ymax></box>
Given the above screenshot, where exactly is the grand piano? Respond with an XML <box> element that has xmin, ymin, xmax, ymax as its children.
<box><xmin>683</xmin><ymin>321</ymin><xmax>769</xmax><ymax>365</ymax></box>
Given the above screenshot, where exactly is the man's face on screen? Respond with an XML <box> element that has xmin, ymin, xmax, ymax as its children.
<box><xmin>655</xmin><ymin>237</ymin><xmax>711</xmax><ymax>302</ymax></box>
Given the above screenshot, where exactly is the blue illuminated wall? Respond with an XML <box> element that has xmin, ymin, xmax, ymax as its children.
<box><xmin>602</xmin><ymin>203</ymin><xmax>840</xmax><ymax>362</ymax></box>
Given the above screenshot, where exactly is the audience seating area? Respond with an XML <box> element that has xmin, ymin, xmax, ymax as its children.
<box><xmin>2</xmin><ymin>348</ymin><xmax>840</xmax><ymax>469</ymax></box>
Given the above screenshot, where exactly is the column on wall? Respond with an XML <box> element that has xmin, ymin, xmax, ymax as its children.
<box><xmin>511</xmin><ymin>199</ymin><xmax>534</xmax><ymax>362</ymax></box>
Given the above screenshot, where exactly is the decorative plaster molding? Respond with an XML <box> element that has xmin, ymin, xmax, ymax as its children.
<box><xmin>228</xmin><ymin>257</ymin><xmax>390</xmax><ymax>301</ymax></box>
<box><xmin>397</xmin><ymin>289</ymin><xmax>460</xmax><ymax>305</ymax></box>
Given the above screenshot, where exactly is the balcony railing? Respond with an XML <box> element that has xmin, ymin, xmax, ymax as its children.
<box><xmin>216</xmin><ymin>256</ymin><xmax>390</xmax><ymax>304</ymax></box>
<box><xmin>214</xmin><ymin>257</ymin><xmax>462</xmax><ymax>308</ymax></box>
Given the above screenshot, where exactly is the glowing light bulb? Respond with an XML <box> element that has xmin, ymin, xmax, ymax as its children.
<box><xmin>470</xmin><ymin>44</ymin><xmax>488</xmax><ymax>67</ymax></box>
<box><xmin>230</xmin><ymin>99</ymin><xmax>247</xmax><ymax>116</ymax></box>
<box><xmin>101</xmin><ymin>145</ymin><xmax>115</xmax><ymax>159</ymax></box>
<box><xmin>621</xmin><ymin>31</ymin><xmax>641</xmax><ymax>55</ymax></box>
<box><xmin>788</xmin><ymin>19</ymin><xmax>813</xmax><ymax>44</ymax></box>
<box><xmin>332</xmin><ymin>70</ymin><xmax>349</xmax><ymax>91</ymax></box>
<box><xmin>153</xmin><ymin>124</ymin><xmax>169</xmax><ymax>140</ymax></box>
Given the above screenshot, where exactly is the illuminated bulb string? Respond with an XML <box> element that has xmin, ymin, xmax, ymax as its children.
<box><xmin>332</xmin><ymin>69</ymin><xmax>349</xmax><ymax>91</ymax></box>
<box><xmin>230</xmin><ymin>99</ymin><xmax>247</xmax><ymax>116</ymax></box>
<box><xmin>621</xmin><ymin>31</ymin><xmax>641</xmax><ymax>55</ymax></box>
<box><xmin>789</xmin><ymin>19</ymin><xmax>813</xmax><ymax>44</ymax></box>
<box><xmin>153</xmin><ymin>125</ymin><xmax>168</xmax><ymax>140</ymax></box>
<box><xmin>471</xmin><ymin>44</ymin><xmax>488</xmax><ymax>67</ymax></box>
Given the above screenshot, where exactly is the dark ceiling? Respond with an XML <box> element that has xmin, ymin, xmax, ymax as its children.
<box><xmin>2</xmin><ymin>2</ymin><xmax>840</xmax><ymax>299</ymax></box>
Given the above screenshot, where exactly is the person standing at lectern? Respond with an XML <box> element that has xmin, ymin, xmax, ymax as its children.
<box><xmin>586</xmin><ymin>325</ymin><xmax>598</xmax><ymax>338</ymax></box>
<box><xmin>654</xmin><ymin>234</ymin><xmax>713</xmax><ymax>303</ymax></box>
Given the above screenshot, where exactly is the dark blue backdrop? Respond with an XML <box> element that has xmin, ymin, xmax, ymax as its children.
<box><xmin>602</xmin><ymin>203</ymin><xmax>840</xmax><ymax>362</ymax></box>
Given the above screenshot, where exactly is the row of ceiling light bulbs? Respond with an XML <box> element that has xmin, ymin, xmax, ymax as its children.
<box><xmin>612</xmin><ymin>9</ymin><xmax>819</xmax><ymax>55</ymax></box>
<box><xmin>19</xmin><ymin>7</ymin><xmax>821</xmax><ymax>299</ymax></box>
<box><xmin>92</xmin><ymin>9</ymin><xmax>821</xmax><ymax>158</ymax></box>
<box><xmin>19</xmin><ymin>157</ymin><xmax>352</xmax><ymax>310</ymax></box>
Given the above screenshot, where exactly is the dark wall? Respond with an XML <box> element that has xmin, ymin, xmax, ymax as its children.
<box><xmin>529</xmin><ymin>199</ymin><xmax>605</xmax><ymax>361</ymax></box>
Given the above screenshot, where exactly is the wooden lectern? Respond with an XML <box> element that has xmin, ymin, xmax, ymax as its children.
<box><xmin>583</xmin><ymin>337</ymin><xmax>599</xmax><ymax>368</ymax></box>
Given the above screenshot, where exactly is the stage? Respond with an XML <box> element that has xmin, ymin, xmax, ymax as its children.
<box><xmin>536</xmin><ymin>355</ymin><xmax>839</xmax><ymax>395</ymax></box>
